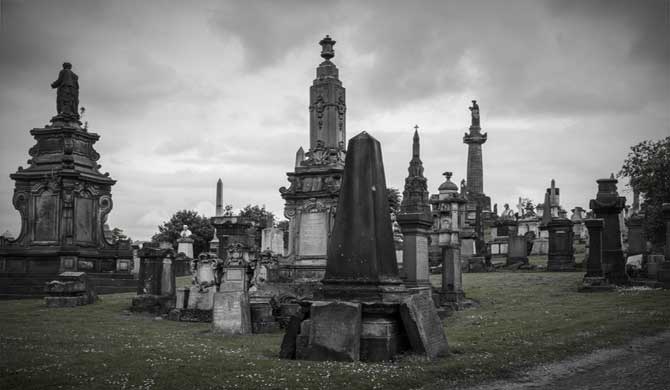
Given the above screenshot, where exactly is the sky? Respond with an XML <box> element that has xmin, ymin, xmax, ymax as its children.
<box><xmin>0</xmin><ymin>0</ymin><xmax>668</xmax><ymax>241</ymax></box>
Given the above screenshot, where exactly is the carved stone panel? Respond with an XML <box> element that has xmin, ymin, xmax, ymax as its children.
<box><xmin>298</xmin><ymin>211</ymin><xmax>328</xmax><ymax>257</ymax></box>
<box><xmin>34</xmin><ymin>193</ymin><xmax>59</xmax><ymax>242</ymax></box>
<box><xmin>74</xmin><ymin>197</ymin><xmax>94</xmax><ymax>243</ymax></box>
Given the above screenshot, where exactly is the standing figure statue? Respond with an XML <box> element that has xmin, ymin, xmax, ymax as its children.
<box><xmin>51</xmin><ymin>62</ymin><xmax>79</xmax><ymax>120</ymax></box>
<box><xmin>469</xmin><ymin>100</ymin><xmax>480</xmax><ymax>128</ymax></box>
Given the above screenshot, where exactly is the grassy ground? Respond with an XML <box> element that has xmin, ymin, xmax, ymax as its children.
<box><xmin>1</xmin><ymin>271</ymin><xmax>669</xmax><ymax>390</ymax></box>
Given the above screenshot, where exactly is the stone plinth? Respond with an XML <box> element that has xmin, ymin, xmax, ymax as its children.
<box><xmin>626</xmin><ymin>213</ymin><xmax>645</xmax><ymax>256</ymax></box>
<box><xmin>177</xmin><ymin>237</ymin><xmax>194</xmax><ymax>258</ymax></box>
<box><xmin>546</xmin><ymin>218</ymin><xmax>575</xmax><ymax>271</ymax></box>
<box><xmin>44</xmin><ymin>271</ymin><xmax>97</xmax><ymax>307</ymax></box>
<box><xmin>397</xmin><ymin>213</ymin><xmax>432</xmax><ymax>288</ymax></box>
<box><xmin>136</xmin><ymin>247</ymin><xmax>175</xmax><ymax>296</ymax></box>
<box><xmin>589</xmin><ymin>176</ymin><xmax>627</xmax><ymax>283</ymax></box>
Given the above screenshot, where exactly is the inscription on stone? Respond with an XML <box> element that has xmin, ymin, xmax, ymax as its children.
<box><xmin>35</xmin><ymin>194</ymin><xmax>58</xmax><ymax>241</ymax></box>
<box><xmin>400</xmin><ymin>294</ymin><xmax>449</xmax><ymax>359</ymax></box>
<box><xmin>75</xmin><ymin>198</ymin><xmax>94</xmax><ymax>242</ymax></box>
<box><xmin>299</xmin><ymin>212</ymin><xmax>328</xmax><ymax>256</ymax></box>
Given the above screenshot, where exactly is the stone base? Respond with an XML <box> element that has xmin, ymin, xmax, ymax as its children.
<box><xmin>406</xmin><ymin>285</ymin><xmax>432</xmax><ymax>298</ymax></box>
<box><xmin>250</xmin><ymin>301</ymin><xmax>280</xmax><ymax>334</ymax></box>
<box><xmin>579</xmin><ymin>276</ymin><xmax>615</xmax><ymax>292</ymax></box>
<box><xmin>317</xmin><ymin>281</ymin><xmax>409</xmax><ymax>303</ymax></box>
<box><xmin>130</xmin><ymin>294</ymin><xmax>174</xmax><ymax>315</ymax></box>
<box><xmin>433</xmin><ymin>289</ymin><xmax>466</xmax><ymax>310</ymax></box>
<box><xmin>284</xmin><ymin>300</ymin><xmax>410</xmax><ymax>362</ymax></box>
<box><xmin>45</xmin><ymin>295</ymin><xmax>91</xmax><ymax>308</ymax></box>
<box><xmin>547</xmin><ymin>255</ymin><xmax>576</xmax><ymax>272</ymax></box>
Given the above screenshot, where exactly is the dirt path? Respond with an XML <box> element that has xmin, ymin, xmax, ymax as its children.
<box><xmin>459</xmin><ymin>331</ymin><xmax>670</xmax><ymax>390</ymax></box>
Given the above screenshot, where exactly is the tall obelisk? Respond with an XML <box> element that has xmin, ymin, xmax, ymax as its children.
<box><xmin>210</xmin><ymin>178</ymin><xmax>223</xmax><ymax>253</ymax></box>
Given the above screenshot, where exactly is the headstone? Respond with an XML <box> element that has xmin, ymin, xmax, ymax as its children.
<box><xmin>546</xmin><ymin>218</ymin><xmax>575</xmax><ymax>271</ymax></box>
<box><xmin>507</xmin><ymin>235</ymin><xmax>528</xmax><ymax>265</ymax></box>
<box><xmin>300</xmin><ymin>301</ymin><xmax>362</xmax><ymax>361</ymax></box>
<box><xmin>589</xmin><ymin>176</ymin><xmax>627</xmax><ymax>283</ymax></box>
<box><xmin>584</xmin><ymin>219</ymin><xmax>604</xmax><ymax>277</ymax></box>
<box><xmin>212</xmin><ymin>291</ymin><xmax>252</xmax><ymax>335</ymax></box>
<box><xmin>175</xmin><ymin>287</ymin><xmax>190</xmax><ymax>309</ymax></box>
<box><xmin>44</xmin><ymin>271</ymin><xmax>97</xmax><ymax>307</ymax></box>
<box><xmin>399</xmin><ymin>294</ymin><xmax>449</xmax><ymax>359</ymax></box>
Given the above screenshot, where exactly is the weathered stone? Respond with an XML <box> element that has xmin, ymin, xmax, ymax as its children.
<box><xmin>212</xmin><ymin>291</ymin><xmax>251</xmax><ymax>335</ymax></box>
<box><xmin>399</xmin><ymin>294</ymin><xmax>449</xmax><ymax>359</ymax></box>
<box><xmin>507</xmin><ymin>236</ymin><xmax>528</xmax><ymax>265</ymax></box>
<box><xmin>320</xmin><ymin>132</ymin><xmax>407</xmax><ymax>301</ymax></box>
<box><xmin>546</xmin><ymin>218</ymin><xmax>576</xmax><ymax>271</ymax></box>
<box><xmin>584</xmin><ymin>219</ymin><xmax>604</xmax><ymax>277</ymax></box>
<box><xmin>302</xmin><ymin>301</ymin><xmax>362</xmax><ymax>361</ymax></box>
<box><xmin>175</xmin><ymin>287</ymin><xmax>189</xmax><ymax>309</ymax></box>
<box><xmin>187</xmin><ymin>286</ymin><xmax>216</xmax><ymax>310</ymax></box>
<box><xmin>589</xmin><ymin>176</ymin><xmax>627</xmax><ymax>283</ymax></box>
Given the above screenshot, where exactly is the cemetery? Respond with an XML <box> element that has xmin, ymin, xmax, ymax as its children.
<box><xmin>1</xmin><ymin>2</ymin><xmax>669</xmax><ymax>389</ymax></box>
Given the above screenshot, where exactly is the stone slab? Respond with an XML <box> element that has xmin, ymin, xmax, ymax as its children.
<box><xmin>212</xmin><ymin>291</ymin><xmax>251</xmax><ymax>335</ymax></box>
<box><xmin>304</xmin><ymin>301</ymin><xmax>362</xmax><ymax>361</ymax></box>
<box><xmin>45</xmin><ymin>295</ymin><xmax>89</xmax><ymax>308</ymax></box>
<box><xmin>400</xmin><ymin>294</ymin><xmax>449</xmax><ymax>359</ymax></box>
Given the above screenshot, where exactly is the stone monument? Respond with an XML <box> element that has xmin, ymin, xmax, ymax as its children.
<box><xmin>0</xmin><ymin>63</ymin><xmax>134</xmax><ymax>298</ymax></box>
<box><xmin>397</xmin><ymin>127</ymin><xmax>433</xmax><ymax>293</ymax></box>
<box><xmin>580</xmin><ymin>218</ymin><xmax>614</xmax><ymax>291</ymax></box>
<box><xmin>177</xmin><ymin>224</ymin><xmax>194</xmax><ymax>258</ymax></box>
<box><xmin>209</xmin><ymin>178</ymin><xmax>224</xmax><ymax>253</ymax></box>
<box><xmin>131</xmin><ymin>246</ymin><xmax>176</xmax><ymax>314</ymax></box>
<box><xmin>281</xmin><ymin>131</ymin><xmax>448</xmax><ymax>362</ymax></box>
<box><xmin>461</xmin><ymin>100</ymin><xmax>492</xmax><ymax>262</ymax></box>
<box><xmin>279</xmin><ymin>36</ymin><xmax>347</xmax><ymax>281</ymax></box>
<box><xmin>541</xmin><ymin>180</ymin><xmax>575</xmax><ymax>271</ymax></box>
<box><xmin>589</xmin><ymin>175</ymin><xmax>627</xmax><ymax>283</ymax></box>
<box><xmin>625</xmin><ymin>191</ymin><xmax>645</xmax><ymax>256</ymax></box>
<box><xmin>430</xmin><ymin>172</ymin><xmax>468</xmax><ymax>308</ymax></box>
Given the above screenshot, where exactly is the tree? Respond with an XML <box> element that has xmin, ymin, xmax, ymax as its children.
<box><xmin>239</xmin><ymin>204</ymin><xmax>275</xmax><ymax>228</ymax></box>
<box><xmin>152</xmin><ymin>210</ymin><xmax>214</xmax><ymax>257</ymax></box>
<box><xmin>111</xmin><ymin>227</ymin><xmax>128</xmax><ymax>242</ymax></box>
<box><xmin>387</xmin><ymin>187</ymin><xmax>402</xmax><ymax>214</ymax></box>
<box><xmin>618</xmin><ymin>136</ymin><xmax>670</xmax><ymax>246</ymax></box>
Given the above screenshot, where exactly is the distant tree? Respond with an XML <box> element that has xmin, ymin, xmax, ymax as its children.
<box><xmin>387</xmin><ymin>187</ymin><xmax>402</xmax><ymax>214</ymax></box>
<box><xmin>152</xmin><ymin>210</ymin><xmax>214</xmax><ymax>257</ymax></box>
<box><xmin>111</xmin><ymin>227</ymin><xmax>128</xmax><ymax>242</ymax></box>
<box><xmin>618</xmin><ymin>136</ymin><xmax>670</xmax><ymax>246</ymax></box>
<box><xmin>239</xmin><ymin>204</ymin><xmax>275</xmax><ymax>228</ymax></box>
<box><xmin>276</xmin><ymin>220</ymin><xmax>289</xmax><ymax>231</ymax></box>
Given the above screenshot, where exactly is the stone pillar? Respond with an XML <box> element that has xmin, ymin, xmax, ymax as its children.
<box><xmin>584</xmin><ymin>219</ymin><xmax>604</xmax><ymax>277</ymax></box>
<box><xmin>546</xmin><ymin>218</ymin><xmax>575</xmax><ymax>271</ymax></box>
<box><xmin>463</xmin><ymin>101</ymin><xmax>487</xmax><ymax>195</ymax></box>
<box><xmin>397</xmin><ymin>215</ymin><xmax>432</xmax><ymax>289</ymax></box>
<box><xmin>626</xmin><ymin>213</ymin><xmax>645</xmax><ymax>256</ymax></box>
<box><xmin>442</xmin><ymin>242</ymin><xmax>463</xmax><ymax>302</ymax></box>
<box><xmin>589</xmin><ymin>176</ymin><xmax>627</xmax><ymax>284</ymax></box>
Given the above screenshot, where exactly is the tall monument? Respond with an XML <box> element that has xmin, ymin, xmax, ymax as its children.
<box><xmin>279</xmin><ymin>35</ymin><xmax>347</xmax><ymax>281</ymax></box>
<box><xmin>0</xmin><ymin>63</ymin><xmax>133</xmax><ymax>297</ymax></box>
<box><xmin>461</xmin><ymin>100</ymin><xmax>491</xmax><ymax>259</ymax></box>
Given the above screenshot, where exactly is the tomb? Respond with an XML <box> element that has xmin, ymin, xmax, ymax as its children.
<box><xmin>589</xmin><ymin>175</ymin><xmax>627</xmax><ymax>283</ymax></box>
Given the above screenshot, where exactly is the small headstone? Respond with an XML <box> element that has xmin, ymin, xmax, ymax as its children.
<box><xmin>399</xmin><ymin>294</ymin><xmax>449</xmax><ymax>359</ymax></box>
<box><xmin>212</xmin><ymin>291</ymin><xmax>252</xmax><ymax>335</ymax></box>
<box><xmin>302</xmin><ymin>301</ymin><xmax>362</xmax><ymax>361</ymax></box>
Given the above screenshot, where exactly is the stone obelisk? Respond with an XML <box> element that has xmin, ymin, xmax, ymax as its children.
<box><xmin>209</xmin><ymin>178</ymin><xmax>223</xmax><ymax>253</ymax></box>
<box><xmin>320</xmin><ymin>131</ymin><xmax>407</xmax><ymax>302</ymax></box>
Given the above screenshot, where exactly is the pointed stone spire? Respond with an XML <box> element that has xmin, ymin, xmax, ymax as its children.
<box><xmin>400</xmin><ymin>126</ymin><xmax>430</xmax><ymax>215</ymax></box>
<box><xmin>295</xmin><ymin>147</ymin><xmax>305</xmax><ymax>168</ymax></box>
<box><xmin>215</xmin><ymin>178</ymin><xmax>223</xmax><ymax>216</ymax></box>
<box><xmin>309</xmin><ymin>35</ymin><xmax>346</xmax><ymax>151</ymax></box>
<box><xmin>322</xmin><ymin>131</ymin><xmax>406</xmax><ymax>301</ymax></box>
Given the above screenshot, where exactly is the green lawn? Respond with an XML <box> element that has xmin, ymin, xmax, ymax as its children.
<box><xmin>1</xmin><ymin>271</ymin><xmax>669</xmax><ymax>390</ymax></box>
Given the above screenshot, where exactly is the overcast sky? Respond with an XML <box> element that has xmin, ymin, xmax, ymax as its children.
<box><xmin>0</xmin><ymin>0</ymin><xmax>668</xmax><ymax>240</ymax></box>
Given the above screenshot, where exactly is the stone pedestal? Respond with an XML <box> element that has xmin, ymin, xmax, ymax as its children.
<box><xmin>589</xmin><ymin>177</ymin><xmax>627</xmax><ymax>283</ymax></box>
<box><xmin>546</xmin><ymin>218</ymin><xmax>575</xmax><ymax>271</ymax></box>
<box><xmin>626</xmin><ymin>214</ymin><xmax>645</xmax><ymax>256</ymax></box>
<box><xmin>177</xmin><ymin>237</ymin><xmax>194</xmax><ymax>258</ymax></box>
<box><xmin>44</xmin><ymin>271</ymin><xmax>97</xmax><ymax>307</ymax></box>
<box><xmin>584</xmin><ymin>219</ymin><xmax>604</xmax><ymax>277</ymax></box>
<box><xmin>397</xmin><ymin>213</ymin><xmax>432</xmax><ymax>288</ymax></box>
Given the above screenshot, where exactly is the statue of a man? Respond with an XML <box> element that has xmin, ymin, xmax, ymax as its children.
<box><xmin>51</xmin><ymin>62</ymin><xmax>79</xmax><ymax>119</ymax></box>
<box><xmin>180</xmin><ymin>224</ymin><xmax>192</xmax><ymax>238</ymax></box>
<box><xmin>469</xmin><ymin>100</ymin><xmax>480</xmax><ymax>127</ymax></box>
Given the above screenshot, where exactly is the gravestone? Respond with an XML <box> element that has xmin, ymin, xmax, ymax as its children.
<box><xmin>212</xmin><ymin>290</ymin><xmax>251</xmax><ymax>335</ymax></box>
<box><xmin>589</xmin><ymin>176</ymin><xmax>627</xmax><ymax>283</ymax></box>
<box><xmin>507</xmin><ymin>235</ymin><xmax>528</xmax><ymax>265</ymax></box>
<box><xmin>44</xmin><ymin>271</ymin><xmax>97</xmax><ymax>307</ymax></box>
<box><xmin>399</xmin><ymin>294</ymin><xmax>449</xmax><ymax>359</ymax></box>
<box><xmin>300</xmin><ymin>301</ymin><xmax>362</xmax><ymax>361</ymax></box>
<box><xmin>546</xmin><ymin>218</ymin><xmax>575</xmax><ymax>271</ymax></box>
<box><xmin>187</xmin><ymin>286</ymin><xmax>216</xmax><ymax>310</ymax></box>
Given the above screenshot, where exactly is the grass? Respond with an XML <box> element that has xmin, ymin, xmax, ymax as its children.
<box><xmin>1</xmin><ymin>271</ymin><xmax>669</xmax><ymax>390</ymax></box>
